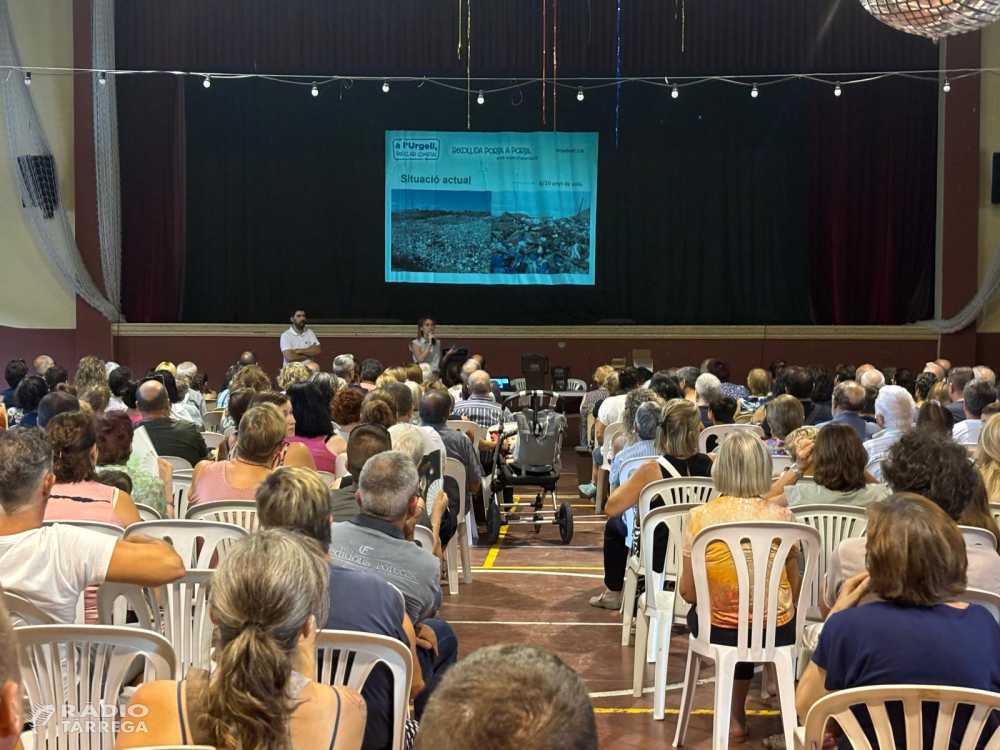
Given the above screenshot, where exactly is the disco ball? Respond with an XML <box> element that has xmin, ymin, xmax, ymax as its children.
<box><xmin>858</xmin><ymin>0</ymin><xmax>1000</xmax><ymax>39</ymax></box>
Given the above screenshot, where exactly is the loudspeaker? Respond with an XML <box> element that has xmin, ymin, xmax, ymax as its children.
<box><xmin>993</xmin><ymin>153</ymin><xmax>1000</xmax><ymax>205</ymax></box>
<box><xmin>552</xmin><ymin>366</ymin><xmax>570</xmax><ymax>391</ymax></box>
<box><xmin>522</xmin><ymin>353</ymin><xmax>548</xmax><ymax>391</ymax></box>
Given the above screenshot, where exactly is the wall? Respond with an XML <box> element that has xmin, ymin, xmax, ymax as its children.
<box><xmin>980</xmin><ymin>24</ymin><xmax>1000</xmax><ymax>332</ymax></box>
<box><xmin>0</xmin><ymin>0</ymin><xmax>76</xmax><ymax>330</ymax></box>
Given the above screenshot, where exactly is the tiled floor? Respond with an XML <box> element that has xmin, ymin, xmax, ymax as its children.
<box><xmin>437</xmin><ymin>467</ymin><xmax>785</xmax><ymax>750</ymax></box>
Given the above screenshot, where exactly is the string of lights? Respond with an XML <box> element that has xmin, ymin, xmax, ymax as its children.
<box><xmin>2</xmin><ymin>64</ymin><xmax>992</xmax><ymax>98</ymax></box>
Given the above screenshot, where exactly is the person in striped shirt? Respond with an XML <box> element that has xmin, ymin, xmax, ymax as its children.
<box><xmin>451</xmin><ymin>371</ymin><xmax>513</xmax><ymax>430</ymax></box>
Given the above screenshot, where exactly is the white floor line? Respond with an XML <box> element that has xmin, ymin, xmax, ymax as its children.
<box><xmin>472</xmin><ymin>569</ymin><xmax>604</xmax><ymax>579</ymax></box>
<box><xmin>589</xmin><ymin>678</ymin><xmax>716</xmax><ymax>699</ymax></box>
<box><xmin>450</xmin><ymin>620</ymin><xmax>620</xmax><ymax>627</ymax></box>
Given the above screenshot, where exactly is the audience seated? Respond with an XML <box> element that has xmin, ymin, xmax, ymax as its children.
<box><xmin>106</xmin><ymin>365</ymin><xmax>131</xmax><ymax>413</ymax></box>
<box><xmin>413</xmin><ymin>644</ymin><xmax>597</xmax><ymax>750</ymax></box>
<box><xmin>82</xmin><ymin>385</ymin><xmax>111</xmax><ymax>416</ymax></box>
<box><xmin>858</xmin><ymin>367</ymin><xmax>886</xmax><ymax>391</ymax></box>
<box><xmin>824</xmin><ymin>430</ymin><xmax>1000</xmax><ymax>610</ymax></box>
<box><xmin>250</xmin><ymin>390</ymin><xmax>316</xmax><ymax>469</ymax></box>
<box><xmin>580</xmin><ymin>365</ymin><xmax>614</xmax><ymax>429</ymax></box>
<box><xmin>218</xmin><ymin>388</ymin><xmax>256</xmax><ymax>459</ymax></box>
<box><xmin>12</xmin><ymin>375</ymin><xmax>45</xmax><ymax>427</ymax></box>
<box><xmin>913</xmin><ymin>371</ymin><xmax>938</xmax><ymax>411</ymax></box>
<box><xmin>767</xmin><ymin>423</ymin><xmax>889</xmax><ymax>508</ymax></box>
<box><xmin>256</xmin><ymin>466</ymin><xmax>422</xmax><ymax>750</ymax></box>
<box><xmin>43</xmin><ymin>364</ymin><xmax>68</xmax><ymax>392</ymax></box>
<box><xmin>329</xmin><ymin>424</ymin><xmax>391</xmax><ymax>521</ymax></box>
<box><xmin>817</xmin><ymin>380</ymin><xmax>878</xmax><ymax>439</ymax></box>
<box><xmin>764</xmin><ymin>395</ymin><xmax>804</xmax><ymax>457</ymax></box>
<box><xmin>797</xmin><ymin>494</ymin><xmax>1000</xmax><ymax>737</ymax></box>
<box><xmin>977</xmin><ymin>415</ymin><xmax>1000</xmax><ymax>507</ymax></box>
<box><xmin>278</xmin><ymin>362</ymin><xmax>312</xmax><ymax>391</ymax></box>
<box><xmin>694</xmin><ymin>373</ymin><xmax>722</xmax><ymax>429</ymax></box>
<box><xmin>190</xmin><ymin>403</ymin><xmax>287</xmax><ymax>506</ymax></box>
<box><xmin>332</xmin><ymin>388</ymin><xmax>364</xmax><ymax>440</ymax></box>
<box><xmin>863</xmin><ymin>384</ymin><xmax>914</xmax><ymax>471</ymax></box>
<box><xmin>0</xmin><ymin>361</ymin><xmax>26</xmax><ymax>417</ymax></box>
<box><xmin>36</xmin><ymin>390</ymin><xmax>80</xmax><ymax>430</ymax></box>
<box><xmin>287</xmin><ymin>381</ymin><xmax>340</xmax><ymax>472</ymax></box>
<box><xmin>327</xmin><ymin>451</ymin><xmax>457</xmax><ymax>718</ymax></box>
<box><xmin>390</xmin><ymin>422</ymin><xmax>450</xmax><ymax>551</ymax></box>
<box><xmin>592</xmin><ymin>399</ymin><xmax>712</xmax><ymax>610</ymax></box>
<box><xmin>0</xmin><ymin>428</ymin><xmax>183</xmax><ymax>624</ymax></box>
<box><xmin>953</xmin><ymin>377</ymin><xmax>998</xmax><ymax>444</ymax></box>
<box><xmin>118</xmin><ymin>529</ymin><xmax>366</xmax><ymax>750</ymax></box>
<box><xmin>32</xmin><ymin>354</ymin><xmax>53</xmax><ymax>376</ymax></box>
<box><xmin>136</xmin><ymin>380</ymin><xmax>208</xmax><ymax>467</ymax></box>
<box><xmin>96</xmin><ymin>411</ymin><xmax>171</xmax><ymax>518</ymax></box>
<box><xmin>915</xmin><ymin>399</ymin><xmax>954</xmax><ymax>437</ymax></box>
<box><xmin>608</xmin><ymin>390</ymin><xmax>662</xmax><ymax>486</ymax></box>
<box><xmin>738</xmin><ymin>367</ymin><xmax>771</xmax><ymax>415</ymax></box>
<box><xmin>580</xmin><ymin>366</ymin><xmax>642</xmax><ymax>498</ymax></box>
<box><xmin>360</xmin><ymin>390</ymin><xmax>397</xmax><ymax>429</ymax></box>
<box><xmin>946</xmin><ymin>366</ymin><xmax>976</xmax><ymax>424</ymax></box>
<box><xmin>678</xmin><ymin>431</ymin><xmax>799</xmax><ymax>743</ymax></box>
<box><xmin>359</xmin><ymin>358</ymin><xmax>383</xmax><ymax>391</ymax></box>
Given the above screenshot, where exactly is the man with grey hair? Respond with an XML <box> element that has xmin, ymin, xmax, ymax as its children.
<box><xmin>974</xmin><ymin>365</ymin><xmax>996</xmax><ymax>386</ymax></box>
<box><xmin>0</xmin><ymin>428</ymin><xmax>185</xmax><ymax>624</ymax></box>
<box><xmin>333</xmin><ymin>354</ymin><xmax>356</xmax><ymax>383</ymax></box>
<box><xmin>694</xmin><ymin>373</ymin><xmax>721</xmax><ymax>428</ymax></box>
<box><xmin>923</xmin><ymin>361</ymin><xmax>946</xmax><ymax>380</ymax></box>
<box><xmin>863</xmin><ymin>385</ymin><xmax>915</xmax><ymax>476</ymax></box>
<box><xmin>176</xmin><ymin>361</ymin><xmax>207</xmax><ymax>416</ymax></box>
<box><xmin>32</xmin><ymin>354</ymin><xmax>53</xmax><ymax>377</ymax></box>
<box><xmin>328</xmin><ymin>450</ymin><xmax>458</xmax><ymax>716</ymax></box>
<box><xmin>817</xmin><ymin>381</ymin><xmax>879</xmax><ymax>439</ymax></box>
<box><xmin>954</xmin><ymin>378</ymin><xmax>999</xmax><ymax>444</ymax></box>
<box><xmin>859</xmin><ymin>368</ymin><xmax>886</xmax><ymax>391</ymax></box>
<box><xmin>448</xmin><ymin>358</ymin><xmax>481</xmax><ymax>401</ymax></box>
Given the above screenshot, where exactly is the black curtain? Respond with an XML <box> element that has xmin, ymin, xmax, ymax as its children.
<box><xmin>117</xmin><ymin>0</ymin><xmax>938</xmax><ymax>325</ymax></box>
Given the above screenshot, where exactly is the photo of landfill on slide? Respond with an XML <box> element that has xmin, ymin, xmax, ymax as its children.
<box><xmin>389</xmin><ymin>189</ymin><xmax>592</xmax><ymax>276</ymax></box>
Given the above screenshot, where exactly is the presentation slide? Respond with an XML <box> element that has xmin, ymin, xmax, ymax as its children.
<box><xmin>385</xmin><ymin>131</ymin><xmax>598</xmax><ymax>285</ymax></box>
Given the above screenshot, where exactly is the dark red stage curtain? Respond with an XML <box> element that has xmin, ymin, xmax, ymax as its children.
<box><xmin>118</xmin><ymin>76</ymin><xmax>187</xmax><ymax>323</ymax></box>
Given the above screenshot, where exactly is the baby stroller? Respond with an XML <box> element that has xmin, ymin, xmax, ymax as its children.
<box><xmin>485</xmin><ymin>391</ymin><xmax>574</xmax><ymax>545</ymax></box>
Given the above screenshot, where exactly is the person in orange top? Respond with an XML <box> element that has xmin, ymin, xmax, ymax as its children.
<box><xmin>677</xmin><ymin>431</ymin><xmax>800</xmax><ymax>743</ymax></box>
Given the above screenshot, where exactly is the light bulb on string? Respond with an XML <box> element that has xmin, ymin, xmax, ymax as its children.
<box><xmin>202</xmin><ymin>75</ymin><xmax>211</xmax><ymax>89</ymax></box>
<box><xmin>751</xmin><ymin>83</ymin><xmax>758</xmax><ymax>98</ymax></box>
<box><xmin>23</xmin><ymin>71</ymin><xmax>31</xmax><ymax>86</ymax></box>
<box><xmin>311</xmin><ymin>83</ymin><xmax>319</xmax><ymax>97</ymax></box>
<box><xmin>943</xmin><ymin>78</ymin><xmax>951</xmax><ymax>93</ymax></box>
<box><xmin>477</xmin><ymin>90</ymin><xmax>485</xmax><ymax>105</ymax></box>
<box><xmin>577</xmin><ymin>87</ymin><xmax>584</xmax><ymax>101</ymax></box>
<box><xmin>98</xmin><ymin>71</ymin><xmax>107</xmax><ymax>85</ymax></box>
<box><xmin>671</xmin><ymin>84</ymin><xmax>679</xmax><ymax>99</ymax></box>
<box><xmin>834</xmin><ymin>82</ymin><xmax>842</xmax><ymax>97</ymax></box>
<box><xmin>382</xmin><ymin>80</ymin><xmax>390</xmax><ymax>93</ymax></box>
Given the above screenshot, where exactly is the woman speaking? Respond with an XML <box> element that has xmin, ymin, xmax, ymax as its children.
<box><xmin>409</xmin><ymin>316</ymin><xmax>456</xmax><ymax>377</ymax></box>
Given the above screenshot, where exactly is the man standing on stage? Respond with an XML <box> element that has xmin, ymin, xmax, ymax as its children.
<box><xmin>280</xmin><ymin>309</ymin><xmax>322</xmax><ymax>366</ymax></box>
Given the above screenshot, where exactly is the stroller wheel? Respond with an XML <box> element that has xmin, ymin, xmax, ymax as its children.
<box><xmin>485</xmin><ymin>500</ymin><xmax>502</xmax><ymax>545</ymax></box>
<box><xmin>557</xmin><ymin>501</ymin><xmax>574</xmax><ymax>544</ymax></box>
<box><xmin>533</xmin><ymin>493</ymin><xmax>543</xmax><ymax>533</ymax></box>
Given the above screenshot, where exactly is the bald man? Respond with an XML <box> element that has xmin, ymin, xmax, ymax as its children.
<box><xmin>136</xmin><ymin>380</ymin><xmax>208</xmax><ymax>467</ymax></box>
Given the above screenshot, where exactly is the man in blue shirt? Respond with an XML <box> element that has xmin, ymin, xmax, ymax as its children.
<box><xmin>816</xmin><ymin>380</ymin><xmax>879</xmax><ymax>440</ymax></box>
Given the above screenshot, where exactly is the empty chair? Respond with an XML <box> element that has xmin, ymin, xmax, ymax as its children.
<box><xmin>444</xmin><ymin>457</ymin><xmax>473</xmax><ymax>592</ymax></box>
<box><xmin>124</xmin><ymin>519</ymin><xmax>247</xmax><ymax>569</ymax></box>
<box><xmin>794</xmin><ymin>685</ymin><xmax>1000</xmax><ymax>750</ymax></box>
<box><xmin>16</xmin><ymin>624</ymin><xmax>176</xmax><ymax>750</ymax></box>
<box><xmin>186</xmin><ymin>500</ymin><xmax>259</xmax><ymax>534</ymax></box>
<box><xmin>315</xmin><ymin>630</ymin><xmax>413</xmax><ymax>750</ymax></box>
<box><xmin>697</xmin><ymin>424</ymin><xmax>764</xmax><ymax>455</ymax></box>
<box><xmin>566</xmin><ymin>378</ymin><xmax>588</xmax><ymax>391</ymax></box>
<box><xmin>97</xmin><ymin>571</ymin><xmax>213</xmax><ymax>677</ymax></box>
<box><xmin>511</xmin><ymin>378</ymin><xmax>526</xmax><ymax>392</ymax></box>
<box><xmin>791</xmin><ymin>504</ymin><xmax>869</xmax><ymax>621</ymax></box>
<box><xmin>594</xmin><ymin>421</ymin><xmax>623</xmax><ymax>514</ymax></box>
<box><xmin>674</xmin><ymin>521</ymin><xmax>820</xmax><ymax>750</ymax></box>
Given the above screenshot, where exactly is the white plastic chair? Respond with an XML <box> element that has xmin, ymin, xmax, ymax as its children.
<box><xmin>334</xmin><ymin>452</ymin><xmax>350</xmax><ymax>479</ymax></box>
<box><xmin>3</xmin><ymin>591</ymin><xmax>53</xmax><ymax>626</ymax></box>
<box><xmin>201</xmin><ymin>409</ymin><xmax>224</xmax><ymax>432</ymax></box>
<box><xmin>444</xmin><ymin>457</ymin><xmax>473</xmax><ymax>592</ymax></box>
<box><xmin>134</xmin><ymin>502</ymin><xmax>162</xmax><ymax>522</ymax></box>
<box><xmin>621</xmin><ymin>477</ymin><xmax>720</xmax><ymax>647</ymax></box>
<box><xmin>202</xmin><ymin>432</ymin><xmax>224</xmax><ymax>451</ymax></box>
<box><xmin>172</xmin><ymin>474</ymin><xmax>193</xmax><ymax>520</ymax></box>
<box><xmin>511</xmin><ymin>378</ymin><xmax>526</xmax><ymax>392</ymax></box>
<box><xmin>42</xmin><ymin>519</ymin><xmax>124</xmax><ymax>538</ymax></box>
<box><xmin>791</xmin><ymin>504</ymin><xmax>869</xmax><ymax>621</ymax></box>
<box><xmin>447</xmin><ymin>420</ymin><xmax>486</xmax><ymax>447</ymax></box>
<box><xmin>794</xmin><ymin>684</ymin><xmax>1000</xmax><ymax>750</ymax></box>
<box><xmin>698</xmin><ymin>424</ymin><xmax>765</xmax><ymax>454</ymax></box>
<box><xmin>17</xmin><ymin>624</ymin><xmax>176</xmax><ymax>750</ymax></box>
<box><xmin>223</xmin><ymin>426</ymin><xmax>236</xmax><ymax>439</ymax></box>
<box><xmin>124</xmin><ymin>519</ymin><xmax>248</xmax><ymax>568</ymax></box>
<box><xmin>961</xmin><ymin>587</ymin><xmax>1000</xmax><ymax>623</ymax></box>
<box><xmin>412</xmin><ymin>524</ymin><xmax>436</xmax><ymax>552</ymax></box>
<box><xmin>674</xmin><ymin>521</ymin><xmax>821</xmax><ymax>750</ymax></box>
<box><xmin>97</xmin><ymin>571</ymin><xmax>213</xmax><ymax>677</ymax></box>
<box><xmin>595</xmin><ymin>420</ymin><xmax>624</xmax><ymax>514</ymax></box>
<box><xmin>186</xmin><ymin>500</ymin><xmax>259</xmax><ymax>534</ymax></box>
<box><xmin>315</xmin><ymin>630</ymin><xmax>413</xmax><ymax>750</ymax></box>
<box><xmin>567</xmin><ymin>378</ymin><xmax>588</xmax><ymax>391</ymax></box>
<box><xmin>960</xmin><ymin>525</ymin><xmax>998</xmax><ymax>550</ymax></box>
<box><xmin>632</xmin><ymin>504</ymin><xmax>698</xmax><ymax>718</ymax></box>
<box><xmin>161</xmin><ymin>455</ymin><xmax>194</xmax><ymax>471</ymax></box>
<box><xmin>616</xmin><ymin>454</ymin><xmax>658</xmax><ymax>489</ymax></box>
<box><xmin>316</xmin><ymin>470</ymin><xmax>337</xmax><ymax>487</ymax></box>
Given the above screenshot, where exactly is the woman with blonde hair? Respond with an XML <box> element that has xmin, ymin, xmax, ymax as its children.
<box><xmin>74</xmin><ymin>355</ymin><xmax>107</xmax><ymax>393</ymax></box>
<box><xmin>977</xmin><ymin>414</ymin><xmax>1000</xmax><ymax>506</ymax></box>
<box><xmin>189</xmin><ymin>403</ymin><xmax>288</xmax><ymax>507</ymax></box>
<box><xmin>117</xmin><ymin>529</ymin><xmax>366</xmax><ymax>750</ymax></box>
<box><xmin>590</xmin><ymin>399</ymin><xmax>711</xmax><ymax>610</ymax></box>
<box><xmin>278</xmin><ymin>362</ymin><xmax>312</xmax><ymax>391</ymax></box>
<box><xmin>678</xmin><ymin>431</ymin><xmax>799</xmax><ymax>743</ymax></box>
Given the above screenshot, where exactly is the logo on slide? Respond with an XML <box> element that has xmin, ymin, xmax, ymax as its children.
<box><xmin>393</xmin><ymin>138</ymin><xmax>440</xmax><ymax>160</ymax></box>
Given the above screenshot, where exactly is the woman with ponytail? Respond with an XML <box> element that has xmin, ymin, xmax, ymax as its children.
<box><xmin>117</xmin><ymin>529</ymin><xmax>366</xmax><ymax>750</ymax></box>
<box><xmin>588</xmin><ymin>399</ymin><xmax>712</xmax><ymax>610</ymax></box>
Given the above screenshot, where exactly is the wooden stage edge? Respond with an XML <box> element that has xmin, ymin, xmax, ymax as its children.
<box><xmin>112</xmin><ymin>323</ymin><xmax>939</xmax><ymax>341</ymax></box>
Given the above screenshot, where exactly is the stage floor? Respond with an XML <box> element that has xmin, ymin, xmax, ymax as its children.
<box><xmin>437</xmin><ymin>464</ymin><xmax>785</xmax><ymax>750</ymax></box>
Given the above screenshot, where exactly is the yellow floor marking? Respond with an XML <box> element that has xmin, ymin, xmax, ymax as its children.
<box><xmin>593</xmin><ymin>708</ymin><xmax>780</xmax><ymax>715</ymax></box>
<box><xmin>482</xmin><ymin>524</ymin><xmax>508</xmax><ymax>569</ymax></box>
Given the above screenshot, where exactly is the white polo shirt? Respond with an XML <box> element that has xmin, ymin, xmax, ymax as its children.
<box><xmin>280</xmin><ymin>326</ymin><xmax>320</xmax><ymax>365</ymax></box>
